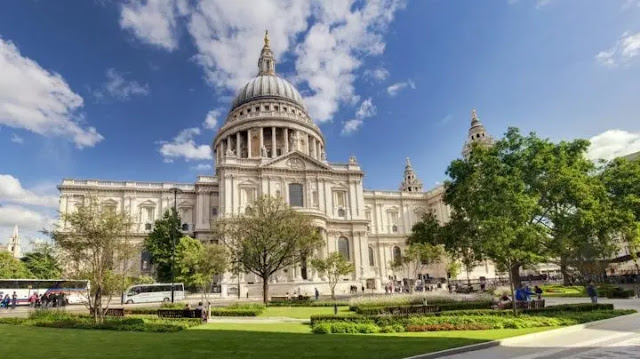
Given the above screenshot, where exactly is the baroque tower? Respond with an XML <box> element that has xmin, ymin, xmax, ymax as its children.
<box><xmin>399</xmin><ymin>157</ymin><xmax>423</xmax><ymax>192</ymax></box>
<box><xmin>5</xmin><ymin>225</ymin><xmax>21</xmax><ymax>258</ymax></box>
<box><xmin>462</xmin><ymin>109</ymin><xmax>493</xmax><ymax>157</ymax></box>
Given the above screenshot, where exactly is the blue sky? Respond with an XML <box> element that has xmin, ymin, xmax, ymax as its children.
<box><xmin>1</xmin><ymin>0</ymin><xmax>640</xmax><ymax>246</ymax></box>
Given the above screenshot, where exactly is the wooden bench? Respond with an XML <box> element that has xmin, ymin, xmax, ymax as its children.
<box><xmin>96</xmin><ymin>308</ymin><xmax>125</xmax><ymax>317</ymax></box>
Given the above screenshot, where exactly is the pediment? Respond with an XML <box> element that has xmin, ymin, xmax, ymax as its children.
<box><xmin>260</xmin><ymin>151</ymin><xmax>331</xmax><ymax>171</ymax></box>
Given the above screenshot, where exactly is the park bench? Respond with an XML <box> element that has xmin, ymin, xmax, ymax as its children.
<box><xmin>93</xmin><ymin>308</ymin><xmax>125</xmax><ymax>317</ymax></box>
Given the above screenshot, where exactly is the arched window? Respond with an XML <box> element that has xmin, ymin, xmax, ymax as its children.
<box><xmin>144</xmin><ymin>223</ymin><xmax>152</xmax><ymax>231</ymax></box>
<box><xmin>393</xmin><ymin>246</ymin><xmax>402</xmax><ymax>264</ymax></box>
<box><xmin>181</xmin><ymin>223</ymin><xmax>189</xmax><ymax>231</ymax></box>
<box><xmin>289</xmin><ymin>183</ymin><xmax>304</xmax><ymax>207</ymax></box>
<box><xmin>338</xmin><ymin>237</ymin><xmax>350</xmax><ymax>260</ymax></box>
<box><xmin>368</xmin><ymin>247</ymin><xmax>375</xmax><ymax>267</ymax></box>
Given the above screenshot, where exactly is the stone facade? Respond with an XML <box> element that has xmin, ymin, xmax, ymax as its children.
<box><xmin>57</xmin><ymin>34</ymin><xmax>496</xmax><ymax>296</ymax></box>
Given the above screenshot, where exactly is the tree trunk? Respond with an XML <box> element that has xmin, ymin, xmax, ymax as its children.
<box><xmin>560</xmin><ymin>257</ymin><xmax>571</xmax><ymax>285</ymax></box>
<box><xmin>507</xmin><ymin>261</ymin><xmax>518</xmax><ymax>316</ymax></box>
<box><xmin>510</xmin><ymin>263</ymin><xmax>521</xmax><ymax>288</ymax></box>
<box><xmin>93</xmin><ymin>287</ymin><xmax>102</xmax><ymax>324</ymax></box>
<box><xmin>261</xmin><ymin>276</ymin><xmax>269</xmax><ymax>304</ymax></box>
<box><xmin>237</xmin><ymin>273</ymin><xmax>241</xmax><ymax>299</ymax></box>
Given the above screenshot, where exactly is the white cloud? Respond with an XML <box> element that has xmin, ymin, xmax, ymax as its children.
<box><xmin>95</xmin><ymin>68</ymin><xmax>149</xmax><ymax>101</ymax></box>
<box><xmin>386</xmin><ymin>79</ymin><xmax>416</xmax><ymax>96</ymax></box>
<box><xmin>0</xmin><ymin>205</ymin><xmax>55</xmax><ymax>233</ymax></box>
<box><xmin>622</xmin><ymin>0</ymin><xmax>640</xmax><ymax>9</ymax></box>
<box><xmin>203</xmin><ymin>109</ymin><xmax>222</xmax><ymax>130</ymax></box>
<box><xmin>158</xmin><ymin>127</ymin><xmax>212</xmax><ymax>162</ymax></box>
<box><xmin>120</xmin><ymin>0</ymin><xmax>404</xmax><ymax>123</ymax></box>
<box><xmin>10</xmin><ymin>133</ymin><xmax>23</xmax><ymax>144</ymax></box>
<box><xmin>0</xmin><ymin>174</ymin><xmax>58</xmax><ymax>208</ymax></box>
<box><xmin>342</xmin><ymin>98</ymin><xmax>376</xmax><ymax>135</ymax></box>
<box><xmin>364</xmin><ymin>67</ymin><xmax>390</xmax><ymax>82</ymax></box>
<box><xmin>119</xmin><ymin>0</ymin><xmax>189</xmax><ymax>51</ymax></box>
<box><xmin>596</xmin><ymin>31</ymin><xmax>640</xmax><ymax>67</ymax></box>
<box><xmin>191</xmin><ymin>163</ymin><xmax>212</xmax><ymax>171</ymax></box>
<box><xmin>587</xmin><ymin>129</ymin><xmax>640</xmax><ymax>161</ymax></box>
<box><xmin>507</xmin><ymin>0</ymin><xmax>552</xmax><ymax>7</ymax></box>
<box><xmin>0</xmin><ymin>37</ymin><xmax>103</xmax><ymax>148</ymax></box>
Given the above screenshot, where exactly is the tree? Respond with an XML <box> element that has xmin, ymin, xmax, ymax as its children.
<box><xmin>407</xmin><ymin>211</ymin><xmax>441</xmax><ymax>246</ymax></box>
<box><xmin>311</xmin><ymin>252</ymin><xmax>355</xmax><ymax>299</ymax></box>
<box><xmin>49</xmin><ymin>197</ymin><xmax>135</xmax><ymax>323</ymax></box>
<box><xmin>389</xmin><ymin>243</ymin><xmax>445</xmax><ymax>293</ymax></box>
<box><xmin>21</xmin><ymin>242</ymin><xmax>61</xmax><ymax>279</ymax></box>
<box><xmin>175</xmin><ymin>236</ymin><xmax>228</xmax><ymax>300</ymax></box>
<box><xmin>440</xmin><ymin>212</ymin><xmax>483</xmax><ymax>285</ymax></box>
<box><xmin>601</xmin><ymin>157</ymin><xmax>640</xmax><ymax>264</ymax></box>
<box><xmin>445</xmin><ymin>128</ymin><xmax>550</xmax><ymax>313</ymax></box>
<box><xmin>0</xmin><ymin>251</ymin><xmax>32</xmax><ymax>279</ymax></box>
<box><xmin>144</xmin><ymin>208</ymin><xmax>182</xmax><ymax>282</ymax></box>
<box><xmin>215</xmin><ymin>196</ymin><xmax>323</xmax><ymax>303</ymax></box>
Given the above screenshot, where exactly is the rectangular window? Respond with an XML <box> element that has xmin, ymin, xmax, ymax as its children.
<box><xmin>289</xmin><ymin>183</ymin><xmax>304</xmax><ymax>207</ymax></box>
<box><xmin>312</xmin><ymin>190</ymin><xmax>319</xmax><ymax>208</ymax></box>
<box><xmin>211</xmin><ymin>207</ymin><xmax>218</xmax><ymax>217</ymax></box>
<box><xmin>334</xmin><ymin>191</ymin><xmax>346</xmax><ymax>208</ymax></box>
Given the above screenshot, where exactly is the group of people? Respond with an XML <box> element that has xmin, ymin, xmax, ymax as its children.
<box><xmin>499</xmin><ymin>284</ymin><xmax>544</xmax><ymax>304</ymax></box>
<box><xmin>0</xmin><ymin>292</ymin><xmax>18</xmax><ymax>309</ymax></box>
<box><xmin>349</xmin><ymin>285</ymin><xmax>365</xmax><ymax>294</ymax></box>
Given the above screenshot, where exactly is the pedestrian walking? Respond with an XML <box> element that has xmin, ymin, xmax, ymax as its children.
<box><xmin>1</xmin><ymin>294</ymin><xmax>9</xmax><ymax>309</ymax></box>
<box><xmin>314</xmin><ymin>287</ymin><xmax>319</xmax><ymax>300</ymax></box>
<box><xmin>587</xmin><ymin>282</ymin><xmax>598</xmax><ymax>303</ymax></box>
<box><xmin>11</xmin><ymin>291</ymin><xmax>18</xmax><ymax>309</ymax></box>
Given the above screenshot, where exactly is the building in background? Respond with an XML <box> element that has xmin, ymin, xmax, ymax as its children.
<box><xmin>57</xmin><ymin>34</ymin><xmax>495</xmax><ymax>296</ymax></box>
<box><xmin>1</xmin><ymin>225</ymin><xmax>21</xmax><ymax>259</ymax></box>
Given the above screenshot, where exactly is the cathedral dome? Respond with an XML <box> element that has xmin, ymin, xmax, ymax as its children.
<box><xmin>230</xmin><ymin>75</ymin><xmax>305</xmax><ymax>111</ymax></box>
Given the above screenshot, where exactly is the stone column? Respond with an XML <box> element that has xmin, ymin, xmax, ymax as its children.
<box><xmin>316</xmin><ymin>140</ymin><xmax>321</xmax><ymax>160</ymax></box>
<box><xmin>221</xmin><ymin>139</ymin><xmax>226</xmax><ymax>158</ymax></box>
<box><xmin>271</xmin><ymin>126</ymin><xmax>276</xmax><ymax>158</ymax></box>
<box><xmin>311</xmin><ymin>138</ymin><xmax>316</xmax><ymax>159</ymax></box>
<box><xmin>284</xmin><ymin>128</ymin><xmax>289</xmax><ymax>153</ymax></box>
<box><xmin>259</xmin><ymin>127</ymin><xmax>264</xmax><ymax>157</ymax></box>
<box><xmin>235</xmin><ymin>132</ymin><xmax>240</xmax><ymax>157</ymax></box>
<box><xmin>247</xmin><ymin>130</ymin><xmax>252</xmax><ymax>158</ymax></box>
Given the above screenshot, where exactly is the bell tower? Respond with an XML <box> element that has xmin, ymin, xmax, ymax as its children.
<box><xmin>399</xmin><ymin>157</ymin><xmax>423</xmax><ymax>192</ymax></box>
<box><xmin>462</xmin><ymin>109</ymin><xmax>493</xmax><ymax>157</ymax></box>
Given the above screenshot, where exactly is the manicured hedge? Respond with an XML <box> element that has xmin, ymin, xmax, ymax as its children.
<box><xmin>352</xmin><ymin>301</ymin><xmax>494</xmax><ymax>315</ymax></box>
<box><xmin>268</xmin><ymin>300</ymin><xmax>349</xmax><ymax>307</ymax></box>
<box><xmin>310</xmin><ymin>309</ymin><xmax>635</xmax><ymax>334</ymax></box>
<box><xmin>210</xmin><ymin>308</ymin><xmax>263</xmax><ymax>317</ymax></box>
<box><xmin>0</xmin><ymin>310</ymin><xmax>201</xmax><ymax>332</ymax></box>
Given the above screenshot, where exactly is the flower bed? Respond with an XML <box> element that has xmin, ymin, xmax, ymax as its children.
<box><xmin>268</xmin><ymin>300</ymin><xmax>350</xmax><ymax>307</ymax></box>
<box><xmin>0</xmin><ymin>310</ymin><xmax>201</xmax><ymax>332</ymax></box>
<box><xmin>348</xmin><ymin>293</ymin><xmax>492</xmax><ymax>310</ymax></box>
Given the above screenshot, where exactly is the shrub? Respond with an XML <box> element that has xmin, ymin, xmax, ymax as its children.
<box><xmin>310</xmin><ymin>314</ymin><xmax>367</xmax><ymax>325</ymax></box>
<box><xmin>353</xmin><ymin>301</ymin><xmax>494</xmax><ymax>315</ymax></box>
<box><xmin>0</xmin><ymin>311</ymin><xmax>201</xmax><ymax>332</ymax></box>
<box><xmin>210</xmin><ymin>308</ymin><xmax>263</xmax><ymax>317</ymax></box>
<box><xmin>312</xmin><ymin>322</ymin><xmax>380</xmax><ymax>334</ymax></box>
<box><xmin>605</xmin><ymin>287</ymin><xmax>634</xmax><ymax>299</ymax></box>
<box><xmin>160</xmin><ymin>302</ymin><xmax>186</xmax><ymax>309</ymax></box>
<box><xmin>226</xmin><ymin>302</ymin><xmax>266</xmax><ymax>310</ymax></box>
<box><xmin>348</xmin><ymin>292</ymin><xmax>493</xmax><ymax>309</ymax></box>
<box><xmin>268</xmin><ymin>300</ymin><xmax>349</xmax><ymax>307</ymax></box>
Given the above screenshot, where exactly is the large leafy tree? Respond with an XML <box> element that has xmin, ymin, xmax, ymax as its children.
<box><xmin>532</xmin><ymin>139</ymin><xmax>617</xmax><ymax>283</ymax></box>
<box><xmin>445</xmin><ymin>128</ymin><xmax>550</xmax><ymax>312</ymax></box>
<box><xmin>49</xmin><ymin>197</ymin><xmax>135</xmax><ymax>323</ymax></box>
<box><xmin>144</xmin><ymin>208</ymin><xmax>182</xmax><ymax>282</ymax></box>
<box><xmin>0</xmin><ymin>251</ymin><xmax>32</xmax><ymax>279</ymax></box>
<box><xmin>390</xmin><ymin>243</ymin><xmax>445</xmax><ymax>293</ymax></box>
<box><xmin>215</xmin><ymin>196</ymin><xmax>323</xmax><ymax>303</ymax></box>
<box><xmin>601</xmin><ymin>157</ymin><xmax>640</xmax><ymax>264</ymax></box>
<box><xmin>175</xmin><ymin>236</ymin><xmax>228</xmax><ymax>300</ymax></box>
<box><xmin>21</xmin><ymin>243</ymin><xmax>61</xmax><ymax>279</ymax></box>
<box><xmin>311</xmin><ymin>252</ymin><xmax>355</xmax><ymax>299</ymax></box>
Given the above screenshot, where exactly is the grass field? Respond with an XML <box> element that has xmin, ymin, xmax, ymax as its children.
<box><xmin>260</xmin><ymin>306</ymin><xmax>351</xmax><ymax>318</ymax></box>
<box><xmin>0</xmin><ymin>323</ymin><xmax>552</xmax><ymax>359</ymax></box>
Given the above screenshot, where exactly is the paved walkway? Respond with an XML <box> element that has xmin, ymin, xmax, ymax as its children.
<box><xmin>439</xmin><ymin>312</ymin><xmax>640</xmax><ymax>359</ymax></box>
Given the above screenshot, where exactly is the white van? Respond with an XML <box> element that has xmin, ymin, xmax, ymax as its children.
<box><xmin>123</xmin><ymin>283</ymin><xmax>185</xmax><ymax>304</ymax></box>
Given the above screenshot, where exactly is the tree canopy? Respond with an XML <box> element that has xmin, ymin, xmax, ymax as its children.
<box><xmin>175</xmin><ymin>236</ymin><xmax>228</xmax><ymax>297</ymax></box>
<box><xmin>21</xmin><ymin>243</ymin><xmax>61</xmax><ymax>279</ymax></box>
<box><xmin>311</xmin><ymin>252</ymin><xmax>354</xmax><ymax>299</ymax></box>
<box><xmin>144</xmin><ymin>208</ymin><xmax>182</xmax><ymax>282</ymax></box>
<box><xmin>0</xmin><ymin>251</ymin><xmax>32</xmax><ymax>279</ymax></box>
<box><xmin>215</xmin><ymin>196</ymin><xmax>323</xmax><ymax>303</ymax></box>
<box><xmin>390</xmin><ymin>243</ymin><xmax>445</xmax><ymax>293</ymax></box>
<box><xmin>49</xmin><ymin>197</ymin><xmax>135</xmax><ymax>323</ymax></box>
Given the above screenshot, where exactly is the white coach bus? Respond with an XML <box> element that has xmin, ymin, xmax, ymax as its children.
<box><xmin>122</xmin><ymin>283</ymin><xmax>185</xmax><ymax>304</ymax></box>
<box><xmin>0</xmin><ymin>279</ymin><xmax>90</xmax><ymax>305</ymax></box>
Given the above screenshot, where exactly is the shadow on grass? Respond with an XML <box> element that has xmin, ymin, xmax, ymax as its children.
<box><xmin>0</xmin><ymin>324</ymin><xmax>486</xmax><ymax>359</ymax></box>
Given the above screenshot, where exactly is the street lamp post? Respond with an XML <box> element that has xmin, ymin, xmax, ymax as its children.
<box><xmin>170</xmin><ymin>187</ymin><xmax>181</xmax><ymax>303</ymax></box>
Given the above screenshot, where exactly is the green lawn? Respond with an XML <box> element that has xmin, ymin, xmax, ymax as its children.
<box><xmin>260</xmin><ymin>306</ymin><xmax>351</xmax><ymax>319</ymax></box>
<box><xmin>0</xmin><ymin>323</ymin><xmax>553</xmax><ymax>359</ymax></box>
